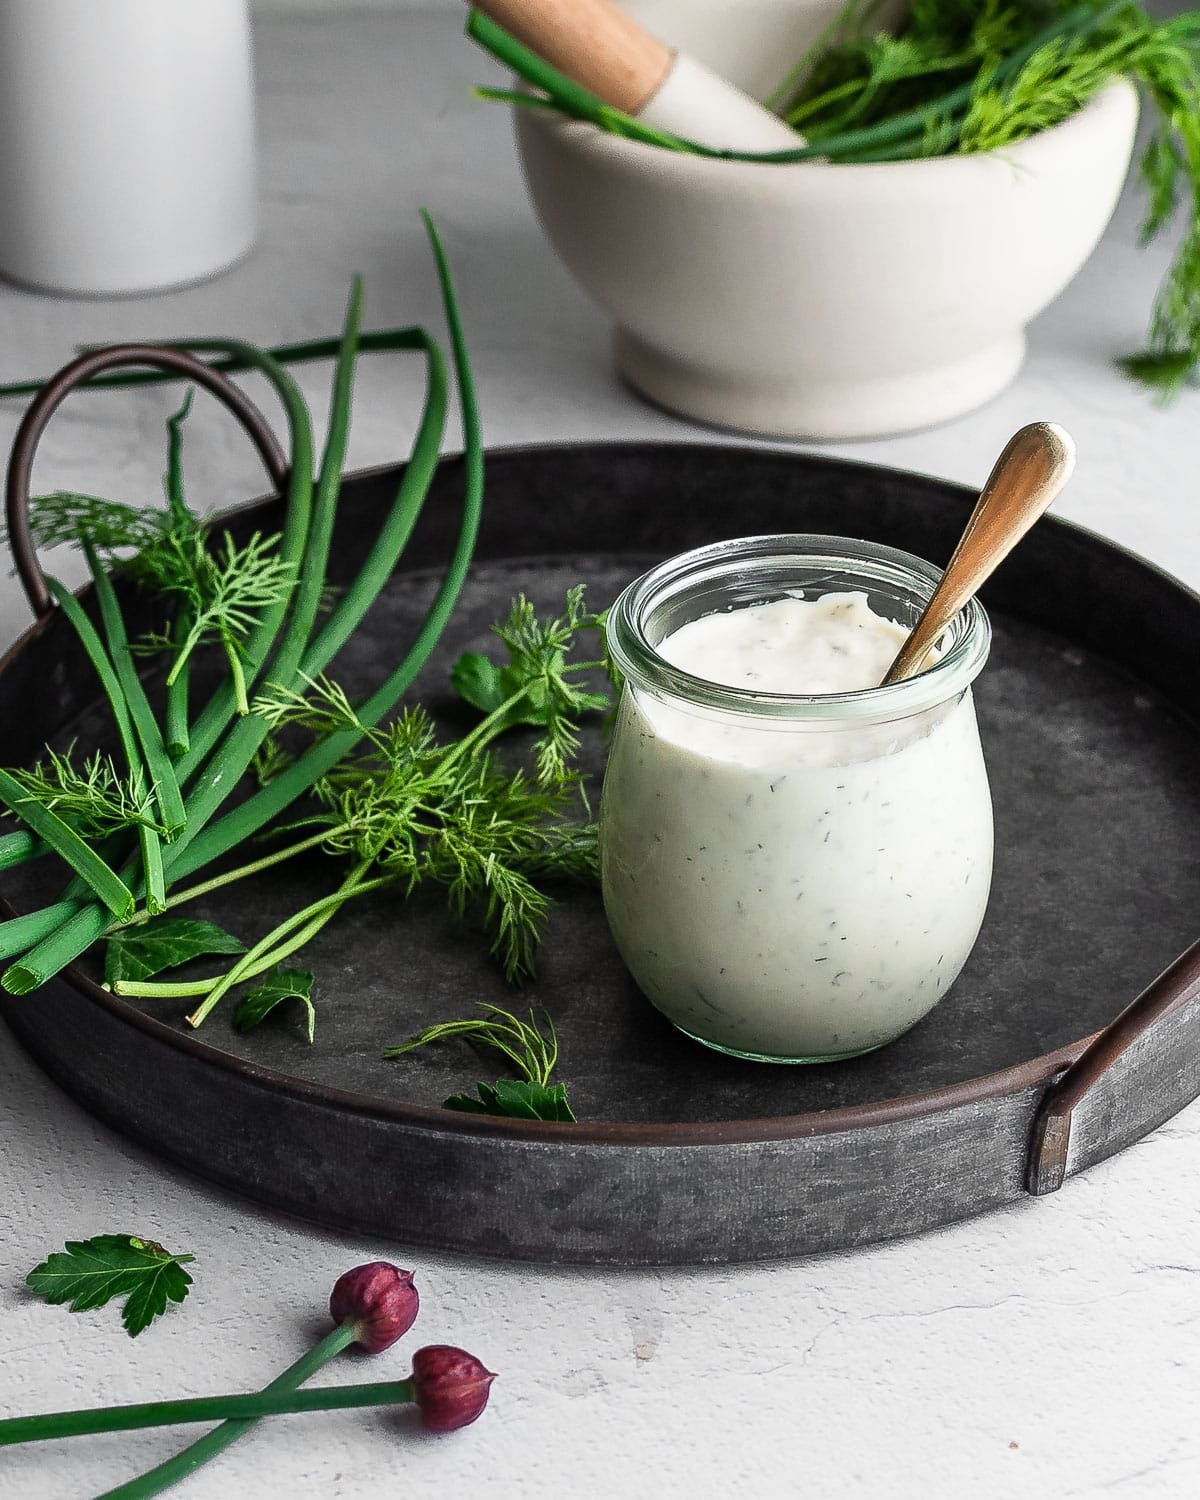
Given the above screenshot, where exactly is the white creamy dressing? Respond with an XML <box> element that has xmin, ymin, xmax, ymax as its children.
<box><xmin>659</xmin><ymin>591</ymin><xmax>908</xmax><ymax>696</ymax></box>
<box><xmin>600</xmin><ymin>592</ymin><xmax>993</xmax><ymax>1060</ymax></box>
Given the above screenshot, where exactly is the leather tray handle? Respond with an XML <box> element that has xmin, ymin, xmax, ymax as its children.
<box><xmin>6</xmin><ymin>344</ymin><xmax>289</xmax><ymax>619</ymax></box>
<box><xmin>1027</xmin><ymin>936</ymin><xmax>1200</xmax><ymax>1195</ymax></box>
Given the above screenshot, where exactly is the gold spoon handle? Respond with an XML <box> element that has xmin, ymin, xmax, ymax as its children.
<box><xmin>882</xmin><ymin>420</ymin><xmax>1077</xmax><ymax>686</ymax></box>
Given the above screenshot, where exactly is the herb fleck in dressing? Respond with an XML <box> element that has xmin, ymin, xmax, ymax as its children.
<box><xmin>600</xmin><ymin>591</ymin><xmax>993</xmax><ymax>1061</ymax></box>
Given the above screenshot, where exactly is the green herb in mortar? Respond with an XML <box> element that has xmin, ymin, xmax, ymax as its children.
<box><xmin>470</xmin><ymin>0</ymin><xmax>1200</xmax><ymax>397</ymax></box>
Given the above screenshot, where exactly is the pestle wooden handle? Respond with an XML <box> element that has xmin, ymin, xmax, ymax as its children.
<box><xmin>474</xmin><ymin>0</ymin><xmax>673</xmax><ymax>113</ymax></box>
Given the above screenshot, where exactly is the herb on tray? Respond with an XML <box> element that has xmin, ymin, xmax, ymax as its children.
<box><xmin>101</xmin><ymin>586</ymin><xmax>611</xmax><ymax>1024</ymax></box>
<box><xmin>26</xmin><ymin>1234</ymin><xmax>195</xmax><ymax>1338</ymax></box>
<box><xmin>104</xmin><ymin>916</ymin><xmax>246</xmax><ymax>986</ymax></box>
<box><xmin>469</xmin><ymin>1</ymin><xmax>1200</xmax><ymax>397</ymax></box>
<box><xmin>444</xmin><ymin>1077</ymin><xmax>575</xmax><ymax>1121</ymax></box>
<box><xmin>22</xmin><ymin>400</ymin><xmax>297</xmax><ymax>721</ymax></box>
<box><xmin>0</xmin><ymin>212</ymin><xmax>484</xmax><ymax>1014</ymax></box>
<box><xmin>387</xmin><ymin>1002</ymin><xmax>577</xmax><ymax>1121</ymax></box>
<box><xmin>0</xmin><ymin>220</ymin><xmax>610</xmax><ymax>1051</ymax></box>
<box><xmin>3</xmin><ymin>748</ymin><xmax>164</xmax><ymax>841</ymax></box>
<box><xmin>233</xmin><ymin>965</ymin><xmax>317</xmax><ymax>1043</ymax></box>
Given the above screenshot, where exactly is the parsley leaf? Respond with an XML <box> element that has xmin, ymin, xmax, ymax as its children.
<box><xmin>444</xmin><ymin>1078</ymin><xmax>577</xmax><ymax>1122</ymax></box>
<box><xmin>450</xmin><ymin>652</ymin><xmax>511</xmax><ymax>717</ymax></box>
<box><xmin>105</xmin><ymin>917</ymin><xmax>246</xmax><ymax>986</ymax></box>
<box><xmin>233</xmin><ymin>966</ymin><xmax>316</xmax><ymax>1043</ymax></box>
<box><xmin>26</xmin><ymin>1234</ymin><xmax>195</xmax><ymax>1337</ymax></box>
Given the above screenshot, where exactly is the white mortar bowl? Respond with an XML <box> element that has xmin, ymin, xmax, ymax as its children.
<box><xmin>516</xmin><ymin>80</ymin><xmax>1139</xmax><ymax>438</ymax></box>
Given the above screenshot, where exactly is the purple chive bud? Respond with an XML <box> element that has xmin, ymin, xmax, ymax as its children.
<box><xmin>410</xmin><ymin>1345</ymin><xmax>496</xmax><ymax>1432</ymax></box>
<box><xmin>329</xmin><ymin>1262</ymin><xmax>419</xmax><ymax>1354</ymax></box>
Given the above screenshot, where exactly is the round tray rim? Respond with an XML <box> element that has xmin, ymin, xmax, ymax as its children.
<box><xmin>3</xmin><ymin>437</ymin><xmax>1197</xmax><ymax>1148</ymax></box>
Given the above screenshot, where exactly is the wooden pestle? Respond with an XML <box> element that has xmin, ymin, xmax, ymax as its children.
<box><xmin>472</xmin><ymin>0</ymin><xmax>802</xmax><ymax>151</ymax></box>
<box><xmin>479</xmin><ymin>0</ymin><xmax>672</xmax><ymax>114</ymax></box>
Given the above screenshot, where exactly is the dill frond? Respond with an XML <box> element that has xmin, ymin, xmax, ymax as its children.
<box><xmin>9</xmin><ymin>492</ymin><xmax>169</xmax><ymax>556</ymax></box>
<box><xmin>255</xmin><ymin>589</ymin><xmax>610</xmax><ymax>981</ymax></box>
<box><xmin>384</xmin><ymin>1002</ymin><xmax>562</xmax><ymax>1085</ymax></box>
<box><xmin>6</xmin><ymin>746</ymin><xmax>166</xmax><ymax>839</ymax></box>
<box><xmin>252</xmin><ymin>672</ymin><xmax>366</xmax><ymax>738</ymax></box>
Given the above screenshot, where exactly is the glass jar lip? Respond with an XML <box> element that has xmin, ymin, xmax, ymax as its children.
<box><xmin>607</xmin><ymin>533</ymin><xmax>992</xmax><ymax>722</ymax></box>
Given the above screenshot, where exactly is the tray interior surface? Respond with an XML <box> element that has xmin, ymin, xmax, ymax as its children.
<box><xmin>4</xmin><ymin>444</ymin><xmax>1199</xmax><ymax>1126</ymax></box>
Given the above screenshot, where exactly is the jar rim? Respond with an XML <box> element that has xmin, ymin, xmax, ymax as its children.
<box><xmin>606</xmin><ymin>534</ymin><xmax>991</xmax><ymax>722</ymax></box>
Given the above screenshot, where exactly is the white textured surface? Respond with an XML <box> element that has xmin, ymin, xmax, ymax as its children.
<box><xmin>1</xmin><ymin>11</ymin><xmax>1199</xmax><ymax>1499</ymax></box>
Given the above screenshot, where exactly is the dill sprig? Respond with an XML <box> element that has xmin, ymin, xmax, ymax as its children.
<box><xmin>250</xmin><ymin>586</ymin><xmax>612</xmax><ymax>983</ymax></box>
<box><xmin>148</xmin><ymin>529</ymin><xmax>297</xmax><ymax>714</ymax></box>
<box><xmin>385</xmin><ymin>1003</ymin><xmax>578</xmax><ymax>1120</ymax></box>
<box><xmin>9</xmin><ymin>492</ymin><xmax>169</xmax><ymax>556</ymax></box>
<box><xmin>485</xmin><ymin>585</ymin><xmax>612</xmax><ymax>783</ymax></box>
<box><xmin>5</xmin><ymin>748</ymin><xmax>165</xmax><ymax>839</ymax></box>
<box><xmin>788</xmin><ymin>3</ymin><xmax>1200</xmax><ymax>395</ymax></box>
<box><xmin>18</xmin><ymin>470</ymin><xmax>296</xmax><ymax>720</ymax></box>
<box><xmin>384</xmin><ymin>1002</ymin><xmax>562</xmax><ymax>1084</ymax></box>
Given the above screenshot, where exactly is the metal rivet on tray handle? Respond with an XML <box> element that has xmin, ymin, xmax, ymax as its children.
<box><xmin>1026</xmin><ymin>936</ymin><xmax>1200</xmax><ymax>1195</ymax></box>
<box><xmin>5</xmin><ymin>344</ymin><xmax>289</xmax><ymax>619</ymax></box>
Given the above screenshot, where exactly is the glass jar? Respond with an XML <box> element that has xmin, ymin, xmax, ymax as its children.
<box><xmin>600</xmin><ymin>535</ymin><xmax>993</xmax><ymax>1064</ymax></box>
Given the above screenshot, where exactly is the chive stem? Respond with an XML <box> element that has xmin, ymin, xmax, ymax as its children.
<box><xmin>137</xmin><ymin>827</ymin><xmax>166</xmax><ymax>916</ymax></box>
<box><xmin>82</xmin><ymin>543</ymin><xmax>187</xmax><ymax>841</ymax></box>
<box><xmin>93</xmin><ymin>1324</ymin><xmax>359</xmax><ymax>1500</ymax></box>
<box><xmin>0</xmin><ymin>773</ymin><xmax>133</xmax><ymax>925</ymax></box>
<box><xmin>184</xmin><ymin>865</ymin><xmax>387</xmax><ymax>1025</ymax></box>
<box><xmin>0</xmin><ymin>903</ymin><xmax>112</xmax><ymax>993</ymax></box>
<box><xmin>299</xmin><ymin>331</ymin><xmax>447</xmax><ymax>675</ymax></box>
<box><xmin>165</xmin><ymin>607</ymin><xmax>192</xmax><ymax>759</ymax></box>
<box><xmin>0</xmin><ymin>901</ymin><xmax>86</xmax><ymax>964</ymax></box>
<box><xmin>0</xmin><ymin>329</ymin><xmax>428</xmax><ymax>403</ymax></box>
<box><xmin>42</xmin><ymin>575</ymin><xmax>168</xmax><ymax>905</ymax></box>
<box><xmin>0</xmin><ymin>1374</ymin><xmax>415</xmax><ymax>1447</ymax></box>
<box><xmin>0</xmin><ymin>831</ymin><xmax>38</xmax><ymax>871</ymax></box>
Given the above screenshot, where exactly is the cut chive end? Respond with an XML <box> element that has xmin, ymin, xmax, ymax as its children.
<box><xmin>2</xmin><ymin>965</ymin><xmax>41</xmax><ymax>995</ymax></box>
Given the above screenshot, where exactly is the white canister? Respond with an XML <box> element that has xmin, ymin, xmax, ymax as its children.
<box><xmin>0</xmin><ymin>0</ymin><xmax>257</xmax><ymax>295</ymax></box>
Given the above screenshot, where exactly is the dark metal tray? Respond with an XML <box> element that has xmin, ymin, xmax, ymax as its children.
<box><xmin>3</xmin><ymin>440</ymin><xmax>1200</xmax><ymax>1265</ymax></box>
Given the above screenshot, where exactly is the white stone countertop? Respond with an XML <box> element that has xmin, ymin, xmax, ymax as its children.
<box><xmin>1</xmin><ymin>10</ymin><xmax>1198</xmax><ymax>1500</ymax></box>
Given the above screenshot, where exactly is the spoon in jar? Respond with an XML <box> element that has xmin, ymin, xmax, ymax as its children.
<box><xmin>882</xmin><ymin>420</ymin><xmax>1077</xmax><ymax>686</ymax></box>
